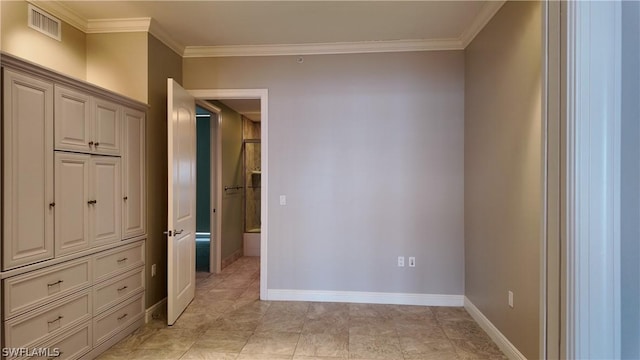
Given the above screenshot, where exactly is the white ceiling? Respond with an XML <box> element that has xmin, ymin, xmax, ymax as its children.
<box><xmin>217</xmin><ymin>99</ymin><xmax>261</xmax><ymax>122</ymax></box>
<box><xmin>41</xmin><ymin>1</ymin><xmax>504</xmax><ymax>56</ymax></box>
<box><xmin>37</xmin><ymin>0</ymin><xmax>504</xmax><ymax>119</ymax></box>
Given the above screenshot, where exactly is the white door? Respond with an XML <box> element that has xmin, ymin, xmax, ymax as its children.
<box><xmin>167</xmin><ymin>79</ymin><xmax>196</xmax><ymax>325</ymax></box>
<box><xmin>54</xmin><ymin>152</ymin><xmax>90</xmax><ymax>256</ymax></box>
<box><xmin>90</xmin><ymin>156</ymin><xmax>121</xmax><ymax>247</ymax></box>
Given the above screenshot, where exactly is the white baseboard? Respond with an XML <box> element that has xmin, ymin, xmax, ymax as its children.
<box><xmin>464</xmin><ymin>296</ymin><xmax>527</xmax><ymax>360</ymax></box>
<box><xmin>267</xmin><ymin>289</ymin><xmax>464</xmax><ymax>306</ymax></box>
<box><xmin>145</xmin><ymin>297</ymin><xmax>166</xmax><ymax>323</ymax></box>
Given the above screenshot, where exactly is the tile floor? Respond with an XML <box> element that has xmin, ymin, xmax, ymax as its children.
<box><xmin>97</xmin><ymin>257</ymin><xmax>506</xmax><ymax>360</ymax></box>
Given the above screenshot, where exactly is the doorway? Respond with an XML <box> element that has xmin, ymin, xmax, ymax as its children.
<box><xmin>190</xmin><ymin>89</ymin><xmax>268</xmax><ymax>300</ymax></box>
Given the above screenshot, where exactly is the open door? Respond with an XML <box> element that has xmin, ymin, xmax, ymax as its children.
<box><xmin>167</xmin><ymin>79</ymin><xmax>196</xmax><ymax>325</ymax></box>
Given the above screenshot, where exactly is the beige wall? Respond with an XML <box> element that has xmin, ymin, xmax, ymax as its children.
<box><xmin>213</xmin><ymin>102</ymin><xmax>244</xmax><ymax>261</ymax></box>
<box><xmin>1</xmin><ymin>0</ymin><xmax>86</xmax><ymax>80</ymax></box>
<box><xmin>464</xmin><ymin>2</ymin><xmax>542</xmax><ymax>359</ymax></box>
<box><xmin>146</xmin><ymin>34</ymin><xmax>182</xmax><ymax>308</ymax></box>
<box><xmin>184</xmin><ymin>51</ymin><xmax>465</xmax><ymax>295</ymax></box>
<box><xmin>86</xmin><ymin>32</ymin><xmax>148</xmax><ymax>103</ymax></box>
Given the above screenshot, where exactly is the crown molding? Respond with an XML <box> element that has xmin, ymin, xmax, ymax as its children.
<box><xmin>183</xmin><ymin>38</ymin><xmax>464</xmax><ymax>58</ymax></box>
<box><xmin>28</xmin><ymin>0</ymin><xmax>88</xmax><ymax>32</ymax></box>
<box><xmin>86</xmin><ymin>17</ymin><xmax>151</xmax><ymax>33</ymax></box>
<box><xmin>460</xmin><ymin>0</ymin><xmax>506</xmax><ymax>47</ymax></box>
<box><xmin>148</xmin><ymin>19</ymin><xmax>186</xmax><ymax>57</ymax></box>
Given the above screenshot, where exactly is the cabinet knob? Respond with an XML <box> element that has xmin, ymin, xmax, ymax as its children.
<box><xmin>87</xmin><ymin>200</ymin><xmax>97</xmax><ymax>205</ymax></box>
<box><xmin>88</xmin><ymin>141</ymin><xmax>94</xmax><ymax>146</ymax></box>
<box><xmin>95</xmin><ymin>142</ymin><xmax>100</xmax><ymax>147</ymax></box>
<box><xmin>49</xmin><ymin>202</ymin><xmax>55</xmax><ymax>208</ymax></box>
<box><xmin>123</xmin><ymin>196</ymin><xmax>128</xmax><ymax>201</ymax></box>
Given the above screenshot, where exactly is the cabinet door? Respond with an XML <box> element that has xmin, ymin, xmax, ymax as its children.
<box><xmin>93</xmin><ymin>98</ymin><xmax>121</xmax><ymax>156</ymax></box>
<box><xmin>90</xmin><ymin>156</ymin><xmax>122</xmax><ymax>247</ymax></box>
<box><xmin>54</xmin><ymin>85</ymin><xmax>92</xmax><ymax>153</ymax></box>
<box><xmin>3</xmin><ymin>69</ymin><xmax>54</xmax><ymax>270</ymax></box>
<box><xmin>122</xmin><ymin>107</ymin><xmax>146</xmax><ymax>239</ymax></box>
<box><xmin>55</xmin><ymin>153</ymin><xmax>91</xmax><ymax>256</ymax></box>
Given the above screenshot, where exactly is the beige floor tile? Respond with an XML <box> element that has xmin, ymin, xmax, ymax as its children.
<box><xmin>348</xmin><ymin>304</ymin><xmax>395</xmax><ymax>318</ymax></box>
<box><xmin>236</xmin><ymin>354</ymin><xmax>292</xmax><ymax>360</ymax></box>
<box><xmin>302</xmin><ymin>316</ymin><xmax>349</xmax><ymax>335</ymax></box>
<box><xmin>111</xmin><ymin>326</ymin><xmax>161</xmax><ymax>350</ymax></box>
<box><xmin>256</xmin><ymin>312</ymin><xmax>306</xmax><ymax>333</ymax></box>
<box><xmin>192</xmin><ymin>330</ymin><xmax>253</xmax><ymax>352</ymax></box>
<box><xmin>294</xmin><ymin>333</ymin><xmax>349</xmax><ymax>358</ymax></box>
<box><xmin>130</xmin><ymin>348</ymin><xmax>188</xmax><ymax>360</ymax></box>
<box><xmin>100</xmin><ymin>257</ymin><xmax>507</xmax><ymax>360</ymax></box>
<box><xmin>399</xmin><ymin>335</ymin><xmax>455</xmax><ymax>357</ymax></box>
<box><xmin>241</xmin><ymin>332</ymin><xmax>301</xmax><ymax>356</ymax></box>
<box><xmin>450</xmin><ymin>338</ymin><xmax>507</xmax><ymax>360</ymax></box>
<box><xmin>172</xmin><ymin>312</ymin><xmax>219</xmax><ymax>331</ymax></box>
<box><xmin>440</xmin><ymin>320</ymin><xmax>491</xmax><ymax>340</ymax></box>
<box><xmin>349</xmin><ymin>316</ymin><xmax>397</xmax><ymax>337</ymax></box>
<box><xmin>180</xmin><ymin>348</ymin><xmax>239</xmax><ymax>360</ymax></box>
<box><xmin>348</xmin><ymin>335</ymin><xmax>403</xmax><ymax>360</ymax></box>
<box><xmin>138</xmin><ymin>329</ymin><xmax>200</xmax><ymax>351</ymax></box>
<box><xmin>267</xmin><ymin>301</ymin><xmax>311</xmax><ymax>315</ymax></box>
<box><xmin>307</xmin><ymin>303</ymin><xmax>349</xmax><ymax>320</ymax></box>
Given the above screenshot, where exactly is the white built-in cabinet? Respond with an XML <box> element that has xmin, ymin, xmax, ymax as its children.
<box><xmin>2</xmin><ymin>69</ymin><xmax>55</xmax><ymax>269</ymax></box>
<box><xmin>1</xmin><ymin>54</ymin><xmax>147</xmax><ymax>360</ymax></box>
<box><xmin>122</xmin><ymin>108</ymin><xmax>146</xmax><ymax>240</ymax></box>
<box><xmin>54</xmin><ymin>85</ymin><xmax>121</xmax><ymax>156</ymax></box>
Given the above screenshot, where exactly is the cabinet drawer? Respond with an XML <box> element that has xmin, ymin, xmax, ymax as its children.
<box><xmin>93</xmin><ymin>293</ymin><xmax>144</xmax><ymax>346</ymax></box>
<box><xmin>93</xmin><ymin>266</ymin><xmax>144</xmax><ymax>314</ymax></box>
<box><xmin>21</xmin><ymin>321</ymin><xmax>92</xmax><ymax>360</ymax></box>
<box><xmin>93</xmin><ymin>242</ymin><xmax>144</xmax><ymax>282</ymax></box>
<box><xmin>3</xmin><ymin>258</ymin><xmax>91</xmax><ymax>319</ymax></box>
<box><xmin>4</xmin><ymin>290</ymin><xmax>92</xmax><ymax>348</ymax></box>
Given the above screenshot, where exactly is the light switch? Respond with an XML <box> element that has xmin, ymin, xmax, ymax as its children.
<box><xmin>279</xmin><ymin>195</ymin><xmax>287</xmax><ymax>205</ymax></box>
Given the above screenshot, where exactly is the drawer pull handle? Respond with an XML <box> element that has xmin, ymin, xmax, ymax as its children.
<box><xmin>117</xmin><ymin>257</ymin><xmax>128</xmax><ymax>263</ymax></box>
<box><xmin>47</xmin><ymin>280</ymin><xmax>64</xmax><ymax>287</ymax></box>
<box><xmin>48</xmin><ymin>315</ymin><xmax>63</xmax><ymax>324</ymax></box>
<box><xmin>117</xmin><ymin>285</ymin><xmax>128</xmax><ymax>291</ymax></box>
<box><xmin>88</xmin><ymin>199</ymin><xmax>97</xmax><ymax>205</ymax></box>
<box><xmin>117</xmin><ymin>313</ymin><xmax>128</xmax><ymax>321</ymax></box>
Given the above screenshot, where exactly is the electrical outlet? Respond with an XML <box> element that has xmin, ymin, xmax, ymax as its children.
<box><xmin>508</xmin><ymin>291</ymin><xmax>514</xmax><ymax>308</ymax></box>
<box><xmin>398</xmin><ymin>256</ymin><xmax>405</xmax><ymax>267</ymax></box>
<box><xmin>152</xmin><ymin>264</ymin><xmax>157</xmax><ymax>277</ymax></box>
<box><xmin>279</xmin><ymin>195</ymin><xmax>287</xmax><ymax>205</ymax></box>
<box><xmin>409</xmin><ymin>257</ymin><xmax>416</xmax><ymax>267</ymax></box>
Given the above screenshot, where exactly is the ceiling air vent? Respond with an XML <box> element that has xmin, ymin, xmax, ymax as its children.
<box><xmin>28</xmin><ymin>4</ymin><xmax>61</xmax><ymax>41</ymax></box>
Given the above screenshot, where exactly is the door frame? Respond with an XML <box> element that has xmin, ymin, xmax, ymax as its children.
<box><xmin>190</xmin><ymin>89</ymin><xmax>268</xmax><ymax>300</ymax></box>
<box><xmin>196</xmin><ymin>100</ymin><xmax>222</xmax><ymax>274</ymax></box>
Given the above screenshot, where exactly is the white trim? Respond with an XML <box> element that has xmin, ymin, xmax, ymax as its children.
<box><xmin>86</xmin><ymin>17</ymin><xmax>151</xmax><ymax>33</ymax></box>
<box><xmin>148</xmin><ymin>19</ymin><xmax>186</xmax><ymax>57</ymax></box>
<box><xmin>145</xmin><ymin>297</ymin><xmax>166</xmax><ymax>323</ymax></box>
<box><xmin>267</xmin><ymin>289</ymin><xmax>463</xmax><ymax>307</ymax></box>
<box><xmin>459</xmin><ymin>0</ymin><xmax>506</xmax><ymax>47</ymax></box>
<box><xmin>464</xmin><ymin>297</ymin><xmax>527</xmax><ymax>360</ymax></box>
<box><xmin>564</xmin><ymin>1</ymin><xmax>622</xmax><ymax>358</ymax></box>
<box><xmin>183</xmin><ymin>38</ymin><xmax>463</xmax><ymax>58</ymax></box>
<box><xmin>188</xmin><ymin>89</ymin><xmax>269</xmax><ymax>299</ymax></box>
